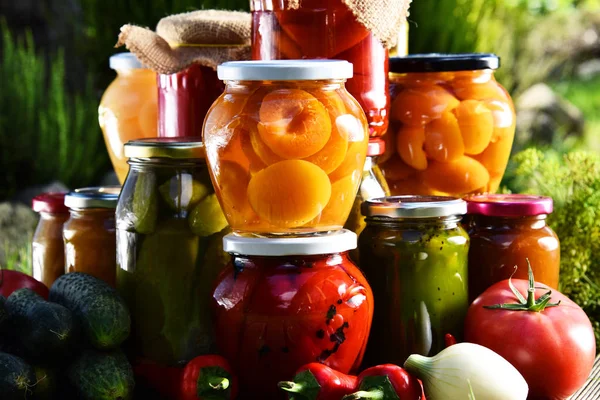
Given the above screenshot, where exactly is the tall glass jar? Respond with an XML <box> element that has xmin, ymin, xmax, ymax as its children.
<box><xmin>203</xmin><ymin>60</ymin><xmax>368</xmax><ymax>235</ymax></box>
<box><xmin>99</xmin><ymin>53</ymin><xmax>158</xmax><ymax>183</ymax></box>
<box><xmin>64</xmin><ymin>187</ymin><xmax>120</xmax><ymax>287</ymax></box>
<box><xmin>31</xmin><ymin>193</ymin><xmax>69</xmax><ymax>287</ymax></box>
<box><xmin>465</xmin><ymin>194</ymin><xmax>560</xmax><ymax>301</ymax></box>
<box><xmin>358</xmin><ymin>196</ymin><xmax>469</xmax><ymax>367</ymax></box>
<box><xmin>212</xmin><ymin>230</ymin><xmax>373</xmax><ymax>398</ymax></box>
<box><xmin>251</xmin><ymin>0</ymin><xmax>390</xmax><ymax>138</ymax></box>
<box><xmin>116</xmin><ymin>138</ymin><xmax>230</xmax><ymax>370</ymax></box>
<box><xmin>382</xmin><ymin>54</ymin><xmax>516</xmax><ymax>196</ymax></box>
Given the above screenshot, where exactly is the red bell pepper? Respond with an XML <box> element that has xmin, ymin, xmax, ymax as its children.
<box><xmin>343</xmin><ymin>364</ymin><xmax>423</xmax><ymax>400</ymax></box>
<box><xmin>278</xmin><ymin>363</ymin><xmax>358</xmax><ymax>400</ymax></box>
<box><xmin>0</xmin><ymin>269</ymin><xmax>49</xmax><ymax>299</ymax></box>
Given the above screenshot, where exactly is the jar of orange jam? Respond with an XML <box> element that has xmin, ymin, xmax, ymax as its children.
<box><xmin>203</xmin><ymin>60</ymin><xmax>369</xmax><ymax>235</ymax></box>
<box><xmin>381</xmin><ymin>54</ymin><xmax>516</xmax><ymax>196</ymax></box>
<box><xmin>251</xmin><ymin>0</ymin><xmax>390</xmax><ymax>138</ymax></box>
<box><xmin>99</xmin><ymin>53</ymin><xmax>158</xmax><ymax>183</ymax></box>
<box><xmin>465</xmin><ymin>194</ymin><xmax>560</xmax><ymax>301</ymax></box>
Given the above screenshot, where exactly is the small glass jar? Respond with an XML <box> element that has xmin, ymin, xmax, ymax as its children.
<box><xmin>251</xmin><ymin>0</ymin><xmax>390</xmax><ymax>138</ymax></box>
<box><xmin>381</xmin><ymin>54</ymin><xmax>516</xmax><ymax>196</ymax></box>
<box><xmin>465</xmin><ymin>194</ymin><xmax>560</xmax><ymax>301</ymax></box>
<box><xmin>64</xmin><ymin>187</ymin><xmax>120</xmax><ymax>287</ymax></box>
<box><xmin>31</xmin><ymin>193</ymin><xmax>69</xmax><ymax>287</ymax></box>
<box><xmin>212</xmin><ymin>230</ymin><xmax>373</xmax><ymax>397</ymax></box>
<box><xmin>203</xmin><ymin>60</ymin><xmax>368</xmax><ymax>235</ymax></box>
<box><xmin>359</xmin><ymin>196</ymin><xmax>469</xmax><ymax>366</ymax></box>
<box><xmin>99</xmin><ymin>53</ymin><xmax>158</xmax><ymax>183</ymax></box>
<box><xmin>116</xmin><ymin>138</ymin><xmax>230</xmax><ymax>368</ymax></box>
<box><xmin>158</xmin><ymin>64</ymin><xmax>225</xmax><ymax>138</ymax></box>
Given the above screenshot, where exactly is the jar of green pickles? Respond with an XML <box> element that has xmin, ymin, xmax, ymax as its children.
<box><xmin>358</xmin><ymin>196</ymin><xmax>469</xmax><ymax>367</ymax></box>
<box><xmin>116</xmin><ymin>138</ymin><xmax>230</xmax><ymax>369</ymax></box>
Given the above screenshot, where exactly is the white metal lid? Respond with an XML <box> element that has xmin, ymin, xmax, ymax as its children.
<box><xmin>64</xmin><ymin>186</ymin><xmax>121</xmax><ymax>209</ymax></box>
<box><xmin>223</xmin><ymin>230</ymin><xmax>357</xmax><ymax>256</ymax></box>
<box><xmin>217</xmin><ymin>60</ymin><xmax>354</xmax><ymax>81</ymax></box>
<box><xmin>109</xmin><ymin>52</ymin><xmax>145</xmax><ymax>70</ymax></box>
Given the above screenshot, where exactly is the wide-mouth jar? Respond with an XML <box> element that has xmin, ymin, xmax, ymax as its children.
<box><xmin>381</xmin><ymin>53</ymin><xmax>516</xmax><ymax>196</ymax></box>
<box><xmin>203</xmin><ymin>59</ymin><xmax>369</xmax><ymax>235</ymax></box>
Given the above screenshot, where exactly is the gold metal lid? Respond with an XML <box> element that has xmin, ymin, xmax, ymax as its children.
<box><xmin>124</xmin><ymin>137</ymin><xmax>206</xmax><ymax>159</ymax></box>
<box><xmin>362</xmin><ymin>195</ymin><xmax>467</xmax><ymax>219</ymax></box>
<box><xmin>64</xmin><ymin>186</ymin><xmax>121</xmax><ymax>209</ymax></box>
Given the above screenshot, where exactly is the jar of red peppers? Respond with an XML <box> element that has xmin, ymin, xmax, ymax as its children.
<box><xmin>212</xmin><ymin>230</ymin><xmax>373</xmax><ymax>398</ymax></box>
<box><xmin>465</xmin><ymin>194</ymin><xmax>560</xmax><ymax>301</ymax></box>
<box><xmin>251</xmin><ymin>0</ymin><xmax>390</xmax><ymax>137</ymax></box>
<box><xmin>381</xmin><ymin>54</ymin><xmax>516</xmax><ymax>196</ymax></box>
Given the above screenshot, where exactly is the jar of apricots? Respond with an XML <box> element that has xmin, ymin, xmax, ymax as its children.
<box><xmin>381</xmin><ymin>54</ymin><xmax>516</xmax><ymax>196</ymax></box>
<box><xmin>203</xmin><ymin>60</ymin><xmax>369</xmax><ymax>235</ymax></box>
<box><xmin>99</xmin><ymin>53</ymin><xmax>158</xmax><ymax>184</ymax></box>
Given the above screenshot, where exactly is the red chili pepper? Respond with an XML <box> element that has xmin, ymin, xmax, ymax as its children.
<box><xmin>278</xmin><ymin>363</ymin><xmax>358</xmax><ymax>400</ymax></box>
<box><xmin>444</xmin><ymin>333</ymin><xmax>457</xmax><ymax>348</ymax></box>
<box><xmin>342</xmin><ymin>364</ymin><xmax>423</xmax><ymax>400</ymax></box>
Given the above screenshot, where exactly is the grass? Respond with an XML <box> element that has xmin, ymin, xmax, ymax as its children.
<box><xmin>1</xmin><ymin>242</ymin><xmax>31</xmax><ymax>274</ymax></box>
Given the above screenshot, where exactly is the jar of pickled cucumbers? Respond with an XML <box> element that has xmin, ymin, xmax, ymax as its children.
<box><xmin>359</xmin><ymin>196</ymin><xmax>469</xmax><ymax>366</ymax></box>
<box><xmin>203</xmin><ymin>60</ymin><xmax>369</xmax><ymax>235</ymax></box>
<box><xmin>116</xmin><ymin>138</ymin><xmax>230</xmax><ymax>368</ymax></box>
<box><xmin>99</xmin><ymin>53</ymin><xmax>158</xmax><ymax>183</ymax></box>
<box><xmin>382</xmin><ymin>54</ymin><xmax>516</xmax><ymax>196</ymax></box>
<box><xmin>251</xmin><ymin>0</ymin><xmax>390</xmax><ymax>138</ymax></box>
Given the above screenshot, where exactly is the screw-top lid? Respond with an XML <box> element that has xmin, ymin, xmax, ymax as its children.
<box><xmin>389</xmin><ymin>53</ymin><xmax>500</xmax><ymax>73</ymax></box>
<box><xmin>223</xmin><ymin>230</ymin><xmax>357</xmax><ymax>256</ymax></box>
<box><xmin>466</xmin><ymin>194</ymin><xmax>553</xmax><ymax>217</ymax></box>
<box><xmin>109</xmin><ymin>52</ymin><xmax>145</xmax><ymax>70</ymax></box>
<box><xmin>64</xmin><ymin>186</ymin><xmax>121</xmax><ymax>209</ymax></box>
<box><xmin>32</xmin><ymin>192</ymin><xmax>69</xmax><ymax>214</ymax></box>
<box><xmin>367</xmin><ymin>138</ymin><xmax>386</xmax><ymax>157</ymax></box>
<box><xmin>362</xmin><ymin>195</ymin><xmax>467</xmax><ymax>218</ymax></box>
<box><xmin>217</xmin><ymin>60</ymin><xmax>354</xmax><ymax>81</ymax></box>
<box><xmin>124</xmin><ymin>137</ymin><xmax>206</xmax><ymax>159</ymax></box>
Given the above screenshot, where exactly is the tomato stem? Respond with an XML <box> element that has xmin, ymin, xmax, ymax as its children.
<box><xmin>278</xmin><ymin>381</ymin><xmax>304</xmax><ymax>393</ymax></box>
<box><xmin>207</xmin><ymin>377</ymin><xmax>229</xmax><ymax>390</ymax></box>
<box><xmin>343</xmin><ymin>390</ymin><xmax>385</xmax><ymax>400</ymax></box>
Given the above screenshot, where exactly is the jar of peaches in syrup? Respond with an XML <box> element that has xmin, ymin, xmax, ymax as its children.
<box><xmin>381</xmin><ymin>54</ymin><xmax>516</xmax><ymax>196</ymax></box>
<box><xmin>203</xmin><ymin>60</ymin><xmax>369</xmax><ymax>235</ymax></box>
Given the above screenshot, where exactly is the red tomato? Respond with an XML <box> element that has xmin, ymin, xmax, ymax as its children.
<box><xmin>0</xmin><ymin>269</ymin><xmax>49</xmax><ymax>299</ymax></box>
<box><xmin>465</xmin><ymin>275</ymin><xmax>596</xmax><ymax>400</ymax></box>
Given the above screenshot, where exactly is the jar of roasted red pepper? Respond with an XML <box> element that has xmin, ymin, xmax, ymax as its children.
<box><xmin>212</xmin><ymin>230</ymin><xmax>373</xmax><ymax>398</ymax></box>
<box><xmin>251</xmin><ymin>0</ymin><xmax>390</xmax><ymax>138</ymax></box>
<box><xmin>465</xmin><ymin>194</ymin><xmax>560</xmax><ymax>301</ymax></box>
<box><xmin>381</xmin><ymin>54</ymin><xmax>516</xmax><ymax>196</ymax></box>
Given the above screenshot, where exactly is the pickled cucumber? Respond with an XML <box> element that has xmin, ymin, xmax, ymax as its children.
<box><xmin>158</xmin><ymin>174</ymin><xmax>210</xmax><ymax>212</ymax></box>
<box><xmin>132</xmin><ymin>173</ymin><xmax>158</xmax><ymax>234</ymax></box>
<box><xmin>188</xmin><ymin>194</ymin><xmax>228</xmax><ymax>237</ymax></box>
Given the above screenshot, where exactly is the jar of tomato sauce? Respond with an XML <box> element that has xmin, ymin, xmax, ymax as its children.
<box><xmin>99</xmin><ymin>53</ymin><xmax>158</xmax><ymax>183</ymax></box>
<box><xmin>382</xmin><ymin>54</ymin><xmax>516</xmax><ymax>196</ymax></box>
<box><xmin>32</xmin><ymin>193</ymin><xmax>69</xmax><ymax>287</ymax></box>
<box><xmin>251</xmin><ymin>0</ymin><xmax>390</xmax><ymax>138</ymax></box>
<box><xmin>63</xmin><ymin>187</ymin><xmax>120</xmax><ymax>287</ymax></box>
<box><xmin>116</xmin><ymin>138</ymin><xmax>230</xmax><ymax>368</ymax></box>
<box><xmin>465</xmin><ymin>194</ymin><xmax>560</xmax><ymax>301</ymax></box>
<box><xmin>212</xmin><ymin>230</ymin><xmax>373</xmax><ymax>397</ymax></box>
<box><xmin>203</xmin><ymin>60</ymin><xmax>368</xmax><ymax>235</ymax></box>
<box><xmin>359</xmin><ymin>196</ymin><xmax>469</xmax><ymax>366</ymax></box>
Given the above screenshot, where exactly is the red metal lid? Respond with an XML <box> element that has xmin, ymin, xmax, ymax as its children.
<box><xmin>466</xmin><ymin>194</ymin><xmax>553</xmax><ymax>217</ymax></box>
<box><xmin>367</xmin><ymin>138</ymin><xmax>386</xmax><ymax>157</ymax></box>
<box><xmin>32</xmin><ymin>192</ymin><xmax>69</xmax><ymax>214</ymax></box>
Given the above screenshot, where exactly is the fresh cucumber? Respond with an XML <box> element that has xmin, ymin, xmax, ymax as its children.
<box><xmin>49</xmin><ymin>273</ymin><xmax>130</xmax><ymax>350</ymax></box>
<box><xmin>67</xmin><ymin>349</ymin><xmax>135</xmax><ymax>400</ymax></box>
<box><xmin>31</xmin><ymin>365</ymin><xmax>57</xmax><ymax>400</ymax></box>
<box><xmin>6</xmin><ymin>288</ymin><xmax>78</xmax><ymax>362</ymax></box>
<box><xmin>0</xmin><ymin>295</ymin><xmax>7</xmax><ymax>331</ymax></box>
<box><xmin>0</xmin><ymin>352</ymin><xmax>35</xmax><ymax>400</ymax></box>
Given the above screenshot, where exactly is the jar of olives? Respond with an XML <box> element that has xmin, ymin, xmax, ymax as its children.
<box><xmin>116</xmin><ymin>138</ymin><xmax>230</xmax><ymax>368</ymax></box>
<box><xmin>358</xmin><ymin>196</ymin><xmax>469</xmax><ymax>366</ymax></box>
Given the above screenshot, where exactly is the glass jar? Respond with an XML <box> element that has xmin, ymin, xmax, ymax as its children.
<box><xmin>381</xmin><ymin>54</ymin><xmax>516</xmax><ymax>196</ymax></box>
<box><xmin>212</xmin><ymin>230</ymin><xmax>373</xmax><ymax>397</ymax></box>
<box><xmin>116</xmin><ymin>138</ymin><xmax>230</xmax><ymax>368</ymax></box>
<box><xmin>64</xmin><ymin>187</ymin><xmax>120</xmax><ymax>286</ymax></box>
<box><xmin>465</xmin><ymin>194</ymin><xmax>560</xmax><ymax>301</ymax></box>
<box><xmin>158</xmin><ymin>64</ymin><xmax>225</xmax><ymax>138</ymax></box>
<box><xmin>251</xmin><ymin>0</ymin><xmax>389</xmax><ymax>138</ymax></box>
<box><xmin>203</xmin><ymin>60</ymin><xmax>368</xmax><ymax>235</ymax></box>
<box><xmin>99</xmin><ymin>53</ymin><xmax>158</xmax><ymax>184</ymax></box>
<box><xmin>31</xmin><ymin>193</ymin><xmax>69</xmax><ymax>287</ymax></box>
<box><xmin>359</xmin><ymin>196</ymin><xmax>469</xmax><ymax>366</ymax></box>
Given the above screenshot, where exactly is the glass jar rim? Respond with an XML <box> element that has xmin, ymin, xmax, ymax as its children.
<box><xmin>124</xmin><ymin>137</ymin><xmax>206</xmax><ymax>159</ymax></box>
<box><xmin>362</xmin><ymin>195</ymin><xmax>467</xmax><ymax>218</ymax></box>
<box><xmin>65</xmin><ymin>186</ymin><xmax>120</xmax><ymax>209</ymax></box>
<box><xmin>223</xmin><ymin>229</ymin><xmax>357</xmax><ymax>256</ymax></box>
<box><xmin>466</xmin><ymin>194</ymin><xmax>553</xmax><ymax>217</ymax></box>
<box><xmin>389</xmin><ymin>53</ymin><xmax>499</xmax><ymax>73</ymax></box>
<box><xmin>217</xmin><ymin>60</ymin><xmax>353</xmax><ymax>81</ymax></box>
